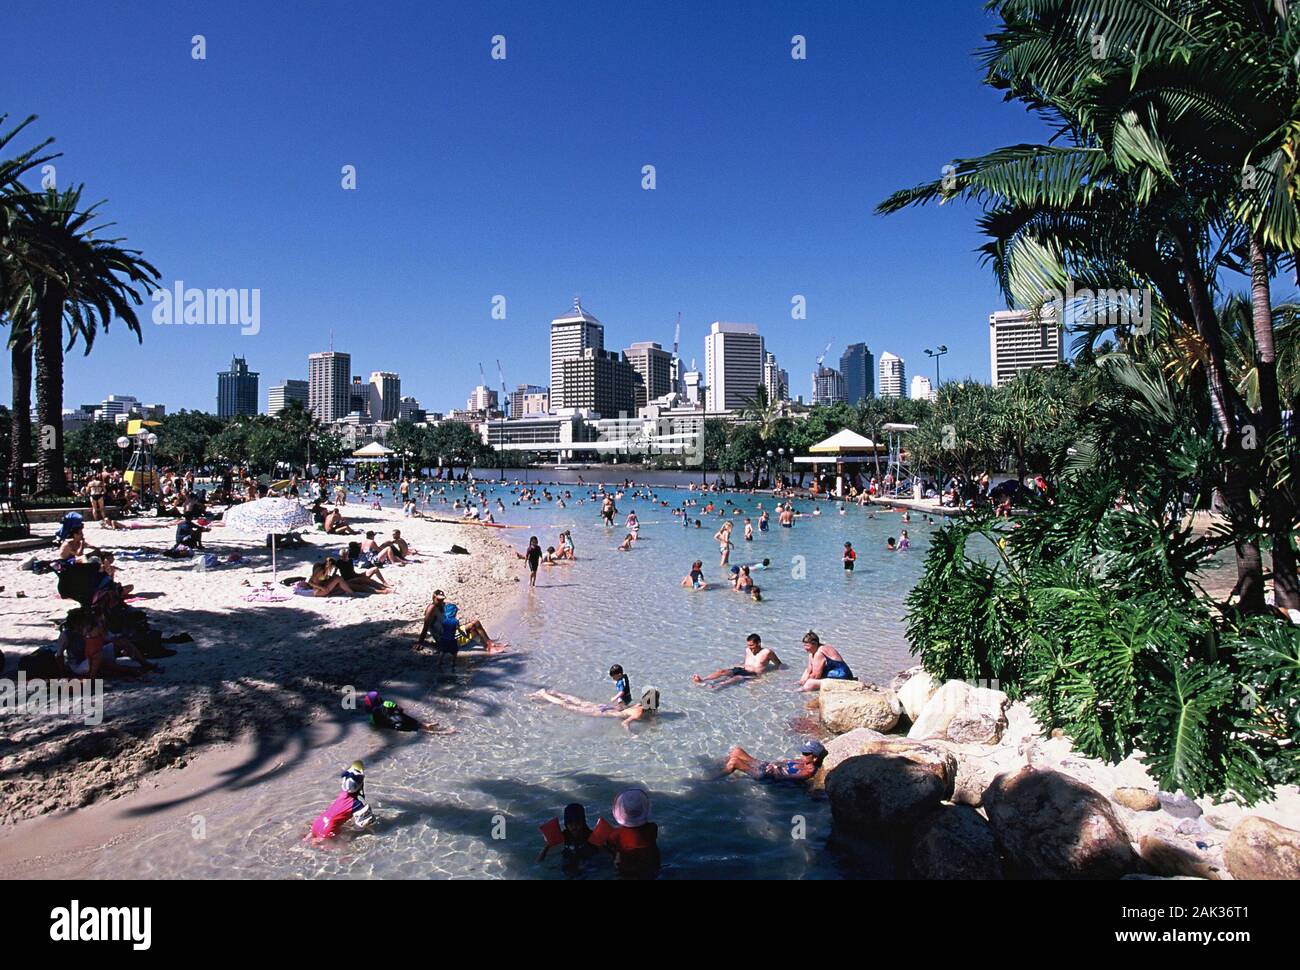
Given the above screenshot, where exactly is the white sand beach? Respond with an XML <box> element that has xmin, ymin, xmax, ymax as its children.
<box><xmin>0</xmin><ymin>505</ymin><xmax>522</xmax><ymax>827</ymax></box>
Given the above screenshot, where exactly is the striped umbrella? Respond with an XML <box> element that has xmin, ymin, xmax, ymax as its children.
<box><xmin>222</xmin><ymin>497</ymin><xmax>315</xmax><ymax>586</ymax></box>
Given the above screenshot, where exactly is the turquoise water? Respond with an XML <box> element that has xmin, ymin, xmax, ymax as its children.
<box><xmin>91</xmin><ymin>481</ymin><xmax>937</xmax><ymax>879</ymax></box>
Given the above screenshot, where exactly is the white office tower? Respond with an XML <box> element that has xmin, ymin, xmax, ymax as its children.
<box><xmin>467</xmin><ymin>384</ymin><xmax>499</xmax><ymax>412</ymax></box>
<box><xmin>624</xmin><ymin>341</ymin><xmax>674</xmax><ymax>409</ymax></box>
<box><xmin>549</xmin><ymin>298</ymin><xmax>605</xmax><ymax>409</ymax></box>
<box><xmin>683</xmin><ymin>362</ymin><xmax>704</xmax><ymax>408</ymax></box>
<box><xmin>308</xmin><ymin>351</ymin><xmax>352</xmax><ymax>421</ymax></box>
<box><xmin>989</xmin><ymin>307</ymin><xmax>1065</xmax><ymax>386</ymax></box>
<box><xmin>910</xmin><ymin>375</ymin><xmax>934</xmax><ymax>401</ymax></box>
<box><xmin>368</xmin><ymin>371</ymin><xmax>401</xmax><ymax>421</ymax></box>
<box><xmin>268</xmin><ymin>379</ymin><xmax>309</xmax><ymax>416</ymax></box>
<box><xmin>704</xmin><ymin>322</ymin><xmax>765</xmax><ymax>412</ymax></box>
<box><xmin>878</xmin><ymin>352</ymin><xmax>905</xmax><ymax>398</ymax></box>
<box><xmin>763</xmin><ymin>351</ymin><xmax>788</xmax><ymax>402</ymax></box>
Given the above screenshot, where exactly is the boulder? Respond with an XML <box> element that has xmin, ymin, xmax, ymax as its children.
<box><xmin>818</xmin><ymin>681</ymin><xmax>901</xmax><ymax>734</ymax></box>
<box><xmin>1113</xmin><ymin>787</ymin><xmax>1161</xmax><ymax>812</ymax></box>
<box><xmin>935</xmin><ymin>740</ymin><xmax>1020</xmax><ymax>808</ymax></box>
<box><xmin>907</xmin><ymin>680</ymin><xmax>1010</xmax><ymax>745</ymax></box>
<box><xmin>907</xmin><ymin>805</ymin><xmax>1004</xmax><ymax>880</ymax></box>
<box><xmin>825</xmin><ymin>738</ymin><xmax>957</xmax><ymax>833</ymax></box>
<box><xmin>1224</xmin><ymin>816</ymin><xmax>1300</xmax><ymax>881</ymax></box>
<box><xmin>896</xmin><ymin>669</ymin><xmax>940</xmax><ymax>723</ymax></box>
<box><xmin>1138</xmin><ymin>834</ymin><xmax>1223</xmax><ymax>881</ymax></box>
<box><xmin>811</xmin><ymin>728</ymin><xmax>886</xmax><ymax>791</ymax></box>
<box><xmin>983</xmin><ymin>766</ymin><xmax>1138</xmax><ymax>879</ymax></box>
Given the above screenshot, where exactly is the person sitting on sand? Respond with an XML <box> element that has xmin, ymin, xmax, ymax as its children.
<box><xmin>323</xmin><ymin>506</ymin><xmax>357</xmax><ymax>535</ymax></box>
<box><xmin>307</xmin><ymin>558</ymin><xmax>355</xmax><ymax>597</ymax></box>
<box><xmin>692</xmin><ymin>633</ymin><xmax>781</xmax><ymax>689</ymax></box>
<box><xmin>338</xmin><ymin>542</ymin><xmax>394</xmax><ymax>594</ymax></box>
<box><xmin>796</xmin><ymin>631</ymin><xmax>855</xmax><ymax>692</ymax></box>
<box><xmin>416</xmin><ymin>589</ymin><xmax>506</xmax><ymax>657</ymax></box>
<box><xmin>721</xmin><ymin>740</ymin><xmax>827</xmax><ymax>782</ymax></box>
<box><xmin>531</xmin><ymin>685</ymin><xmax>660</xmax><ymax>730</ymax></box>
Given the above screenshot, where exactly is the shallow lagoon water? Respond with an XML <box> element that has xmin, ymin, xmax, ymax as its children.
<box><xmin>91</xmin><ymin>481</ymin><xmax>937</xmax><ymax>879</ymax></box>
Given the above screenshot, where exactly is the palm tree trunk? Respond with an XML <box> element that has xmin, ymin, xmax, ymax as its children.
<box><xmin>9</xmin><ymin>332</ymin><xmax>32</xmax><ymax>496</ymax></box>
<box><xmin>1249</xmin><ymin>231</ymin><xmax>1300</xmax><ymax>609</ymax></box>
<box><xmin>34</xmin><ymin>282</ymin><xmax>70</xmax><ymax>496</ymax></box>
<box><xmin>1175</xmin><ymin>225</ymin><xmax>1266</xmax><ymax>612</ymax></box>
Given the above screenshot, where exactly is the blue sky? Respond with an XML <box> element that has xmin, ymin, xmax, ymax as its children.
<box><xmin>5</xmin><ymin>0</ymin><xmax>1053</xmax><ymax>413</ymax></box>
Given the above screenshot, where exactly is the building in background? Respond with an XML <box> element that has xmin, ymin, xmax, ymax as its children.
<box><xmin>398</xmin><ymin>396</ymin><xmax>426</xmax><ymax>423</ymax></box>
<box><xmin>989</xmin><ymin>307</ymin><xmax>1065</xmax><ymax>386</ymax></box>
<box><xmin>349</xmin><ymin>376</ymin><xmax>371</xmax><ymax>417</ymax></box>
<box><xmin>683</xmin><ymin>364</ymin><xmax>704</xmax><ymax>408</ymax></box>
<box><xmin>308</xmin><ymin>350</ymin><xmax>352</xmax><ymax>422</ymax></box>
<box><xmin>466</xmin><ymin>384</ymin><xmax>500</xmax><ymax>414</ymax></box>
<box><xmin>267</xmin><ymin>379</ymin><xmax>309</xmax><ymax>416</ymax></box>
<box><xmin>704</xmin><ymin>322</ymin><xmax>765</xmax><ymax>412</ymax></box>
<box><xmin>509</xmin><ymin>384</ymin><xmax>549</xmax><ymax>418</ymax></box>
<box><xmin>623</xmin><ymin>341</ymin><xmax>674</xmax><ymax>410</ymax></box>
<box><xmin>549</xmin><ymin>298</ymin><xmax>605</xmax><ymax>410</ymax></box>
<box><xmin>561</xmin><ymin>348</ymin><xmax>640</xmax><ymax>418</ymax></box>
<box><xmin>840</xmin><ymin>343</ymin><xmax>875</xmax><ymax>404</ymax></box>
<box><xmin>812</xmin><ymin>366</ymin><xmax>846</xmax><ymax>405</ymax></box>
<box><xmin>878</xmin><ymin>352</ymin><xmax>905</xmax><ymax>398</ymax></box>
<box><xmin>368</xmin><ymin>371</ymin><xmax>401</xmax><ymax>422</ymax></box>
<box><xmin>763</xmin><ymin>351</ymin><xmax>789</xmax><ymax>403</ymax></box>
<box><xmin>217</xmin><ymin>355</ymin><xmax>259</xmax><ymax>419</ymax></box>
<box><xmin>910</xmin><ymin>375</ymin><xmax>934</xmax><ymax>401</ymax></box>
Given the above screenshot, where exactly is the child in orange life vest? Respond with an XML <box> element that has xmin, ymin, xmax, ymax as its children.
<box><xmin>590</xmin><ymin>788</ymin><xmax>659</xmax><ymax>876</ymax></box>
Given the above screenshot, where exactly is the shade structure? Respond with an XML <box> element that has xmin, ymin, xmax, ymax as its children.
<box><xmin>222</xmin><ymin>497</ymin><xmax>315</xmax><ymax>590</ymax></box>
<box><xmin>351</xmin><ymin>441</ymin><xmax>395</xmax><ymax>458</ymax></box>
<box><xmin>807</xmin><ymin>428</ymin><xmax>881</xmax><ymax>454</ymax></box>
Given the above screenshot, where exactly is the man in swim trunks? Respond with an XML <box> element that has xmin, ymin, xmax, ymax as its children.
<box><xmin>692</xmin><ymin>633</ymin><xmax>781</xmax><ymax>689</ymax></box>
<box><xmin>721</xmin><ymin>740</ymin><xmax>827</xmax><ymax>782</ymax></box>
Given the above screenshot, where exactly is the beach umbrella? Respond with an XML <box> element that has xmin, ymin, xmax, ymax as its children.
<box><xmin>221</xmin><ymin>497</ymin><xmax>314</xmax><ymax>587</ymax></box>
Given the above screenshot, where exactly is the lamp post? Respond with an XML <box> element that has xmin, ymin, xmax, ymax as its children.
<box><xmin>924</xmin><ymin>345</ymin><xmax>949</xmax><ymax>389</ymax></box>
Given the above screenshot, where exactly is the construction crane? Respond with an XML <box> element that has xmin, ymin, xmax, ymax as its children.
<box><xmin>497</xmin><ymin>359</ymin><xmax>508</xmax><ymax>417</ymax></box>
<box><xmin>671</xmin><ymin>313</ymin><xmax>683</xmax><ymax>394</ymax></box>
<box><xmin>815</xmin><ymin>341</ymin><xmax>832</xmax><ymax>369</ymax></box>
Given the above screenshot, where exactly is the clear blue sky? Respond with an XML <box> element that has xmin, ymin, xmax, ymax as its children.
<box><xmin>6</xmin><ymin>0</ymin><xmax>1053</xmax><ymax>413</ymax></box>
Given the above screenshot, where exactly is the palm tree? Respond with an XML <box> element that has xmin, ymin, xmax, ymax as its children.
<box><xmin>0</xmin><ymin>115</ymin><xmax>57</xmax><ymax>496</ymax></box>
<box><xmin>15</xmin><ymin>186</ymin><xmax>159</xmax><ymax>496</ymax></box>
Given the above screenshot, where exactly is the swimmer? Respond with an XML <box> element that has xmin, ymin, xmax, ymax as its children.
<box><xmin>797</xmin><ymin>631</ymin><xmax>855</xmax><ymax>692</ymax></box>
<box><xmin>843</xmin><ymin>541</ymin><xmax>856</xmax><ymax>572</ymax></box>
<box><xmin>531</xmin><ymin>686</ymin><xmax>661</xmax><ymax>730</ymax></box>
<box><xmin>899</xmin><ymin>530</ymin><xmax>911</xmax><ymax>550</ymax></box>
<box><xmin>887</xmin><ymin>537</ymin><xmax>898</xmax><ymax>551</ymax></box>
<box><xmin>362</xmin><ymin>690</ymin><xmax>454</xmax><ymax>734</ymax></box>
<box><xmin>681</xmin><ymin>559</ymin><xmax>708</xmax><ymax>589</ymax></box>
<box><xmin>692</xmin><ymin>633</ymin><xmax>781</xmax><ymax>689</ymax></box>
<box><xmin>721</xmin><ymin>740</ymin><xmax>828</xmax><ymax>782</ymax></box>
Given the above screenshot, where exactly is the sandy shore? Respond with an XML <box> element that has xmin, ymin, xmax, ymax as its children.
<box><xmin>0</xmin><ymin>505</ymin><xmax>522</xmax><ymax>827</ymax></box>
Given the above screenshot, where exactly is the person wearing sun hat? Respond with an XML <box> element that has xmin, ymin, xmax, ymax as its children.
<box><xmin>593</xmin><ymin>788</ymin><xmax>660</xmax><ymax>876</ymax></box>
<box><xmin>721</xmin><ymin>739</ymin><xmax>828</xmax><ymax>783</ymax></box>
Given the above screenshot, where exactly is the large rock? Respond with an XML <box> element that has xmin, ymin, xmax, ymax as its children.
<box><xmin>908</xmin><ymin>680</ymin><xmax>1010</xmax><ymax>745</ymax></box>
<box><xmin>818</xmin><ymin>681</ymin><xmax>901</xmax><ymax>734</ymax></box>
<box><xmin>1138</xmin><ymin>834</ymin><xmax>1223</xmax><ymax>880</ymax></box>
<box><xmin>811</xmin><ymin>728</ymin><xmax>886</xmax><ymax>791</ymax></box>
<box><xmin>896</xmin><ymin>669</ymin><xmax>939</xmax><ymax>723</ymax></box>
<box><xmin>907</xmin><ymin>805</ymin><xmax>1004</xmax><ymax>879</ymax></box>
<box><xmin>934</xmin><ymin>740</ymin><xmax>1022</xmax><ymax>807</ymax></box>
<box><xmin>825</xmin><ymin>738</ymin><xmax>956</xmax><ymax>833</ymax></box>
<box><xmin>1224</xmin><ymin>816</ymin><xmax>1300</xmax><ymax>880</ymax></box>
<box><xmin>983</xmin><ymin>766</ymin><xmax>1138</xmax><ymax>879</ymax></box>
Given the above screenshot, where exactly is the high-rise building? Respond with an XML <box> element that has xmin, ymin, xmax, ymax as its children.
<box><xmin>308</xmin><ymin>351</ymin><xmax>352</xmax><ymax>422</ymax></box>
<box><xmin>217</xmin><ymin>355</ymin><xmax>259</xmax><ymax>419</ymax></box>
<box><xmin>509</xmin><ymin>384</ymin><xmax>549</xmax><ymax>418</ymax></box>
<box><xmin>683</xmin><ymin>364</ymin><xmax>704</xmax><ymax>408</ymax></box>
<box><xmin>368</xmin><ymin>371</ymin><xmax>401</xmax><ymax>421</ymax></box>
<box><xmin>268</xmin><ymin>379</ymin><xmax>309</xmax><ymax>416</ymax></box>
<box><xmin>763</xmin><ymin>352</ymin><xmax>788</xmax><ymax>403</ymax></box>
<box><xmin>812</xmin><ymin>366</ymin><xmax>846</xmax><ymax>405</ymax></box>
<box><xmin>94</xmin><ymin>395</ymin><xmax>140</xmax><ymax>423</ymax></box>
<box><xmin>560</xmin><ymin>348</ymin><xmax>640</xmax><ymax>418</ymax></box>
<box><xmin>623</xmin><ymin>341</ymin><xmax>674</xmax><ymax>410</ymax></box>
<box><xmin>878</xmin><ymin>352</ymin><xmax>905</xmax><ymax>398</ymax></box>
<box><xmin>467</xmin><ymin>384</ymin><xmax>499</xmax><ymax>414</ymax></box>
<box><xmin>349</xmin><ymin>376</ymin><xmax>370</xmax><ymax>417</ymax></box>
<box><xmin>840</xmin><ymin>343</ymin><xmax>875</xmax><ymax>404</ymax></box>
<box><xmin>704</xmin><ymin>322</ymin><xmax>765</xmax><ymax>412</ymax></box>
<box><xmin>398</xmin><ymin>396</ymin><xmax>426</xmax><ymax>423</ymax></box>
<box><xmin>989</xmin><ymin>307</ymin><xmax>1065</xmax><ymax>386</ymax></box>
<box><xmin>910</xmin><ymin>375</ymin><xmax>935</xmax><ymax>401</ymax></box>
<box><xmin>549</xmin><ymin>298</ymin><xmax>605</xmax><ymax>410</ymax></box>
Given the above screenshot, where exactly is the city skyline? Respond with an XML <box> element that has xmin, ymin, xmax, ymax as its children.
<box><xmin>1</xmin><ymin>2</ymin><xmax>1098</xmax><ymax>416</ymax></box>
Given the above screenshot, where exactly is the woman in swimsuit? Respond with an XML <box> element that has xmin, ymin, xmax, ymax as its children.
<box><xmin>796</xmin><ymin>631</ymin><xmax>855</xmax><ymax>692</ymax></box>
<box><xmin>531</xmin><ymin>686</ymin><xmax>660</xmax><ymax>730</ymax></box>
